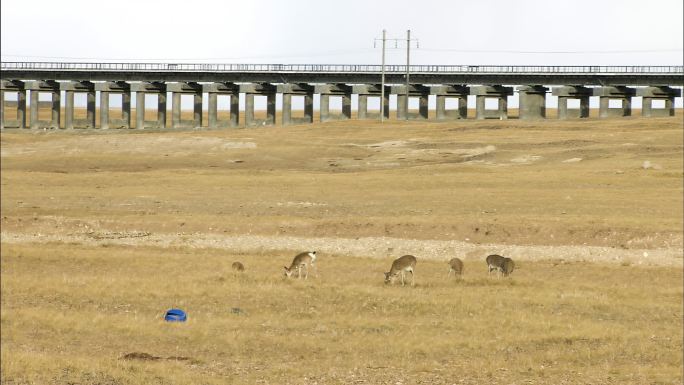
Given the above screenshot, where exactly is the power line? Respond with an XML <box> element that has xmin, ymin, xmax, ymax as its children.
<box><xmin>374</xmin><ymin>30</ymin><xmax>419</xmax><ymax>121</ymax></box>
<box><xmin>0</xmin><ymin>49</ymin><xmax>377</xmax><ymax>62</ymax></box>
<box><xmin>420</xmin><ymin>48</ymin><xmax>682</xmax><ymax>54</ymax></box>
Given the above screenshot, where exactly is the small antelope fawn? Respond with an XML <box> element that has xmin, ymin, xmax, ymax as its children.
<box><xmin>447</xmin><ymin>257</ymin><xmax>464</xmax><ymax>278</ymax></box>
<box><xmin>231</xmin><ymin>261</ymin><xmax>245</xmax><ymax>272</ymax></box>
<box><xmin>283</xmin><ymin>251</ymin><xmax>317</xmax><ymax>279</ymax></box>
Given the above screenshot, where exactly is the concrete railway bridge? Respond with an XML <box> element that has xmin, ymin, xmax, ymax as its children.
<box><xmin>1</xmin><ymin>62</ymin><xmax>682</xmax><ymax>129</ymax></box>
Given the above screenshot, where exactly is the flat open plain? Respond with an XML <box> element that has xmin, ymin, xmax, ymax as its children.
<box><xmin>1</xmin><ymin>110</ymin><xmax>682</xmax><ymax>384</ymax></box>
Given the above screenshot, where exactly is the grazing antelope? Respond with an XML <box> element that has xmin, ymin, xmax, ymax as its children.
<box><xmin>283</xmin><ymin>251</ymin><xmax>317</xmax><ymax>279</ymax></box>
<box><xmin>486</xmin><ymin>254</ymin><xmax>515</xmax><ymax>277</ymax></box>
<box><xmin>447</xmin><ymin>257</ymin><xmax>464</xmax><ymax>278</ymax></box>
<box><xmin>384</xmin><ymin>255</ymin><xmax>417</xmax><ymax>286</ymax></box>
<box><xmin>231</xmin><ymin>261</ymin><xmax>245</xmax><ymax>272</ymax></box>
<box><xmin>501</xmin><ymin>257</ymin><xmax>515</xmax><ymax>277</ymax></box>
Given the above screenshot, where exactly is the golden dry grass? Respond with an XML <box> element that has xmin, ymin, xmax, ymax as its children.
<box><xmin>2</xmin><ymin>243</ymin><xmax>682</xmax><ymax>385</ymax></box>
<box><xmin>1</xmin><ymin>110</ymin><xmax>683</xmax><ymax>384</ymax></box>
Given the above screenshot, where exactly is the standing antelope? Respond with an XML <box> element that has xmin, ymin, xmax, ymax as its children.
<box><xmin>486</xmin><ymin>254</ymin><xmax>515</xmax><ymax>277</ymax></box>
<box><xmin>384</xmin><ymin>255</ymin><xmax>417</xmax><ymax>286</ymax></box>
<box><xmin>447</xmin><ymin>257</ymin><xmax>464</xmax><ymax>278</ymax></box>
<box><xmin>283</xmin><ymin>251</ymin><xmax>317</xmax><ymax>279</ymax></box>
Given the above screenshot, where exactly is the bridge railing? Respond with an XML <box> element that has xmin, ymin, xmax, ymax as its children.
<box><xmin>1</xmin><ymin>62</ymin><xmax>683</xmax><ymax>74</ymax></box>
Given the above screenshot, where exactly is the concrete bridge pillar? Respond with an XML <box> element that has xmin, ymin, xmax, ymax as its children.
<box><xmin>517</xmin><ymin>85</ymin><xmax>548</xmax><ymax>120</ymax></box>
<box><xmin>245</xmin><ymin>93</ymin><xmax>255</xmax><ymax>126</ymax></box>
<box><xmin>353</xmin><ymin>84</ymin><xmax>389</xmax><ymax>120</ymax></box>
<box><xmin>316</xmin><ymin>84</ymin><xmax>353</xmax><ymax>122</ymax></box>
<box><xmin>593</xmin><ymin>86</ymin><xmax>636</xmax><ymax>118</ymax></box>
<box><xmin>95</xmin><ymin>82</ymin><xmax>131</xmax><ymax>129</ymax></box>
<box><xmin>552</xmin><ymin>86</ymin><xmax>591</xmax><ymax>119</ymax></box>
<box><xmin>240</xmin><ymin>83</ymin><xmax>277</xmax><ymax>127</ymax></box>
<box><xmin>282</xmin><ymin>93</ymin><xmax>292</xmax><ymax>124</ymax></box>
<box><xmin>278</xmin><ymin>83</ymin><xmax>315</xmax><ymax>126</ymax></box>
<box><xmin>431</xmin><ymin>85</ymin><xmax>469</xmax><ymax>120</ymax></box>
<box><xmin>131</xmin><ymin>82</ymin><xmax>167</xmax><ymax>129</ymax></box>
<box><xmin>342</xmin><ymin>92</ymin><xmax>352</xmax><ymax>119</ymax></box>
<box><xmin>392</xmin><ymin>85</ymin><xmax>430</xmax><ymax>120</ymax></box>
<box><xmin>396</xmin><ymin>94</ymin><xmax>408</xmax><ymax>120</ymax></box>
<box><xmin>204</xmin><ymin>82</ymin><xmax>240</xmax><ymax>128</ymax></box>
<box><xmin>26</xmin><ymin>80</ymin><xmax>61</xmax><ymax>129</ymax></box>
<box><xmin>637</xmin><ymin>86</ymin><xmax>681</xmax><ymax>117</ymax></box>
<box><xmin>0</xmin><ymin>80</ymin><xmax>27</xmax><ymax>129</ymax></box>
<box><xmin>267</xmin><ymin>92</ymin><xmax>276</xmax><ymax>125</ymax></box>
<box><xmin>0</xmin><ymin>89</ymin><xmax>4</xmax><ymax>130</ymax></box>
<box><xmin>471</xmin><ymin>85</ymin><xmax>513</xmax><ymax>120</ymax></box>
<box><xmin>168</xmin><ymin>82</ymin><xmax>203</xmax><ymax>128</ymax></box>
<box><xmin>357</xmin><ymin>94</ymin><xmax>368</xmax><ymax>119</ymax></box>
<box><xmin>320</xmin><ymin>94</ymin><xmax>330</xmax><ymax>120</ymax></box>
<box><xmin>62</xmin><ymin>81</ymin><xmax>96</xmax><ymax>129</ymax></box>
<box><xmin>419</xmin><ymin>93</ymin><xmax>429</xmax><ymax>119</ymax></box>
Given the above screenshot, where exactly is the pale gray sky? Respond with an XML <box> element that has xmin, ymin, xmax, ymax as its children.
<box><xmin>2</xmin><ymin>0</ymin><xmax>682</xmax><ymax>65</ymax></box>
<box><xmin>1</xmin><ymin>0</ymin><xmax>682</xmax><ymax>109</ymax></box>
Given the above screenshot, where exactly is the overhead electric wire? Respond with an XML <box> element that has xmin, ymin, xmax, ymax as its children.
<box><xmin>0</xmin><ymin>48</ymin><xmax>377</xmax><ymax>62</ymax></box>
<box><xmin>2</xmin><ymin>47</ymin><xmax>680</xmax><ymax>63</ymax></box>
<box><xmin>420</xmin><ymin>48</ymin><xmax>682</xmax><ymax>54</ymax></box>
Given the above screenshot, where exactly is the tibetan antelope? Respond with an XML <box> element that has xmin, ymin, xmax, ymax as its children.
<box><xmin>447</xmin><ymin>257</ymin><xmax>464</xmax><ymax>278</ymax></box>
<box><xmin>501</xmin><ymin>257</ymin><xmax>515</xmax><ymax>277</ymax></box>
<box><xmin>231</xmin><ymin>261</ymin><xmax>245</xmax><ymax>272</ymax></box>
<box><xmin>283</xmin><ymin>251</ymin><xmax>317</xmax><ymax>279</ymax></box>
<box><xmin>486</xmin><ymin>254</ymin><xmax>515</xmax><ymax>277</ymax></box>
<box><xmin>384</xmin><ymin>255</ymin><xmax>417</xmax><ymax>286</ymax></box>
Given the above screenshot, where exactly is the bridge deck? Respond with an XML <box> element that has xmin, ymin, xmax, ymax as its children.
<box><xmin>2</xmin><ymin>62</ymin><xmax>683</xmax><ymax>86</ymax></box>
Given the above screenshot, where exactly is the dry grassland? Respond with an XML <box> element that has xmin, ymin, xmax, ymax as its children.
<box><xmin>1</xmin><ymin>109</ymin><xmax>683</xmax><ymax>384</ymax></box>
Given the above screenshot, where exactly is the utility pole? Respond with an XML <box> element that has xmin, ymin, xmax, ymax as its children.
<box><xmin>374</xmin><ymin>30</ymin><xmax>418</xmax><ymax>122</ymax></box>
<box><xmin>405</xmin><ymin>29</ymin><xmax>410</xmax><ymax>121</ymax></box>
<box><xmin>381</xmin><ymin>29</ymin><xmax>386</xmax><ymax>123</ymax></box>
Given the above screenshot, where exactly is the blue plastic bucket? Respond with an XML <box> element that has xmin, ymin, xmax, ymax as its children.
<box><xmin>164</xmin><ymin>308</ymin><xmax>187</xmax><ymax>322</ymax></box>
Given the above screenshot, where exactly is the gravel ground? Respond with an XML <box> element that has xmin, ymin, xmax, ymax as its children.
<box><xmin>2</xmin><ymin>230</ymin><xmax>681</xmax><ymax>267</ymax></box>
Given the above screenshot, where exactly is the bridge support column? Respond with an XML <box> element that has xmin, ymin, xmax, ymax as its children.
<box><xmin>62</xmin><ymin>81</ymin><xmax>95</xmax><ymax>129</ymax></box>
<box><xmin>168</xmin><ymin>82</ymin><xmax>203</xmax><ymax>129</ymax></box>
<box><xmin>342</xmin><ymin>92</ymin><xmax>352</xmax><ymax>120</ymax></box>
<box><xmin>358</xmin><ymin>94</ymin><xmax>368</xmax><ymax>119</ymax></box>
<box><xmin>0</xmin><ymin>80</ymin><xmax>27</xmax><ymax>129</ymax></box>
<box><xmin>304</xmin><ymin>92</ymin><xmax>314</xmax><ymax>123</ymax></box>
<box><xmin>397</xmin><ymin>94</ymin><xmax>408</xmax><ymax>120</ymax></box>
<box><xmin>278</xmin><ymin>83</ymin><xmax>315</xmax><ymax>126</ymax></box>
<box><xmin>517</xmin><ymin>85</ymin><xmax>548</xmax><ymax>120</ymax></box>
<box><xmin>552</xmin><ymin>86</ymin><xmax>591</xmax><ymax>119</ymax></box>
<box><xmin>26</xmin><ymin>81</ymin><xmax>61</xmax><ymax>129</ymax></box>
<box><xmin>131</xmin><ymin>82</ymin><xmax>167</xmax><ymax>129</ymax></box>
<box><xmin>0</xmin><ymin>89</ymin><xmax>4</xmax><ymax>130</ymax></box>
<box><xmin>593</xmin><ymin>86</ymin><xmax>636</xmax><ymax>118</ymax></box>
<box><xmin>240</xmin><ymin>83</ymin><xmax>277</xmax><ymax>127</ymax></box>
<box><xmin>316</xmin><ymin>84</ymin><xmax>353</xmax><ymax>122</ymax></box>
<box><xmin>266</xmin><ymin>92</ymin><xmax>276</xmax><ymax>125</ymax></box>
<box><xmin>419</xmin><ymin>94</ymin><xmax>428</xmax><ymax>119</ymax></box>
<box><xmin>471</xmin><ymin>85</ymin><xmax>513</xmax><ymax>120</ymax></box>
<box><xmin>245</xmin><ymin>94</ymin><xmax>254</xmax><ymax>126</ymax></box>
<box><xmin>431</xmin><ymin>85</ymin><xmax>469</xmax><ymax>120</ymax></box>
<box><xmin>320</xmin><ymin>94</ymin><xmax>330</xmax><ymax>121</ymax></box>
<box><xmin>95</xmin><ymin>82</ymin><xmax>131</xmax><ymax>129</ymax></box>
<box><xmin>637</xmin><ymin>86</ymin><xmax>681</xmax><ymax>117</ymax></box>
<box><xmin>392</xmin><ymin>85</ymin><xmax>431</xmax><ymax>120</ymax></box>
<box><xmin>354</xmin><ymin>84</ymin><xmax>389</xmax><ymax>120</ymax></box>
<box><xmin>203</xmin><ymin>83</ymin><xmax>240</xmax><ymax>128</ymax></box>
<box><xmin>282</xmin><ymin>93</ymin><xmax>291</xmax><ymax>124</ymax></box>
